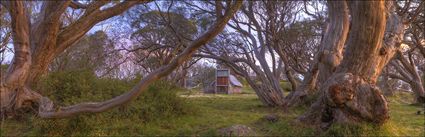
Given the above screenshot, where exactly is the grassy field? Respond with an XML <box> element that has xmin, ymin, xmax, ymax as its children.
<box><xmin>1</xmin><ymin>89</ymin><xmax>424</xmax><ymax>136</ymax></box>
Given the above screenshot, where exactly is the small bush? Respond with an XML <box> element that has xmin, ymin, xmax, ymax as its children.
<box><xmin>30</xmin><ymin>70</ymin><xmax>195</xmax><ymax>136</ymax></box>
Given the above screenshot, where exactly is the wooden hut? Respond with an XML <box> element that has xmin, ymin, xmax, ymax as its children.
<box><xmin>204</xmin><ymin>69</ymin><xmax>243</xmax><ymax>94</ymax></box>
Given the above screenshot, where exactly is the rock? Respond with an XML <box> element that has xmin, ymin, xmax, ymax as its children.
<box><xmin>219</xmin><ymin>124</ymin><xmax>255</xmax><ymax>136</ymax></box>
<box><xmin>262</xmin><ymin>114</ymin><xmax>279</xmax><ymax>123</ymax></box>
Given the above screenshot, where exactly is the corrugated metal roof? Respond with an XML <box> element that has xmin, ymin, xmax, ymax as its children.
<box><xmin>229</xmin><ymin>75</ymin><xmax>243</xmax><ymax>87</ymax></box>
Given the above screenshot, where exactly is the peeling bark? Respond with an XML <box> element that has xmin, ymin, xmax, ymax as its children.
<box><xmin>285</xmin><ymin>0</ymin><xmax>350</xmax><ymax>107</ymax></box>
<box><xmin>298</xmin><ymin>1</ymin><xmax>397</xmax><ymax>128</ymax></box>
<box><xmin>315</xmin><ymin>1</ymin><xmax>350</xmax><ymax>87</ymax></box>
<box><xmin>0</xmin><ymin>1</ymin><xmax>42</xmax><ymax>118</ymax></box>
<box><xmin>298</xmin><ymin>73</ymin><xmax>389</xmax><ymax>127</ymax></box>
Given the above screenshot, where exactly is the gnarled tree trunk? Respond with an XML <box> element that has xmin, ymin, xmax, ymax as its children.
<box><xmin>247</xmin><ymin>79</ymin><xmax>286</xmax><ymax>107</ymax></box>
<box><xmin>298</xmin><ymin>1</ymin><xmax>403</xmax><ymax>128</ymax></box>
<box><xmin>285</xmin><ymin>0</ymin><xmax>350</xmax><ymax>107</ymax></box>
<box><xmin>0</xmin><ymin>1</ymin><xmax>41</xmax><ymax>118</ymax></box>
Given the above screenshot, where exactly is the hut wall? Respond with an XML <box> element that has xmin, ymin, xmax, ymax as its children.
<box><xmin>216</xmin><ymin>77</ymin><xmax>229</xmax><ymax>86</ymax></box>
<box><xmin>232</xmin><ymin>87</ymin><xmax>242</xmax><ymax>94</ymax></box>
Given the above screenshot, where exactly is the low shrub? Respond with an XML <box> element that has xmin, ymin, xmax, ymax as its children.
<box><xmin>29</xmin><ymin>70</ymin><xmax>195</xmax><ymax>136</ymax></box>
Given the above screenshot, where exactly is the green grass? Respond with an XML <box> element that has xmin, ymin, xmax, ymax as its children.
<box><xmin>1</xmin><ymin>90</ymin><xmax>424</xmax><ymax>136</ymax></box>
<box><xmin>383</xmin><ymin>92</ymin><xmax>425</xmax><ymax>136</ymax></box>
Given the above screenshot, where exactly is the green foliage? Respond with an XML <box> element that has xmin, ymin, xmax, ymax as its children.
<box><xmin>27</xmin><ymin>70</ymin><xmax>195</xmax><ymax>136</ymax></box>
<box><xmin>37</xmin><ymin>70</ymin><xmax>129</xmax><ymax>106</ymax></box>
<box><xmin>279</xmin><ymin>80</ymin><xmax>292</xmax><ymax>92</ymax></box>
<box><xmin>130</xmin><ymin>10</ymin><xmax>197</xmax><ymax>39</ymax></box>
<box><xmin>50</xmin><ymin>31</ymin><xmax>113</xmax><ymax>73</ymax></box>
<box><xmin>128</xmin><ymin>10</ymin><xmax>198</xmax><ymax>72</ymax></box>
<box><xmin>120</xmin><ymin>80</ymin><xmax>193</xmax><ymax>122</ymax></box>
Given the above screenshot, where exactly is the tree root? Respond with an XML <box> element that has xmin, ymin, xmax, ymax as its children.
<box><xmin>297</xmin><ymin>73</ymin><xmax>389</xmax><ymax>129</ymax></box>
<box><xmin>0</xmin><ymin>86</ymin><xmax>43</xmax><ymax>119</ymax></box>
